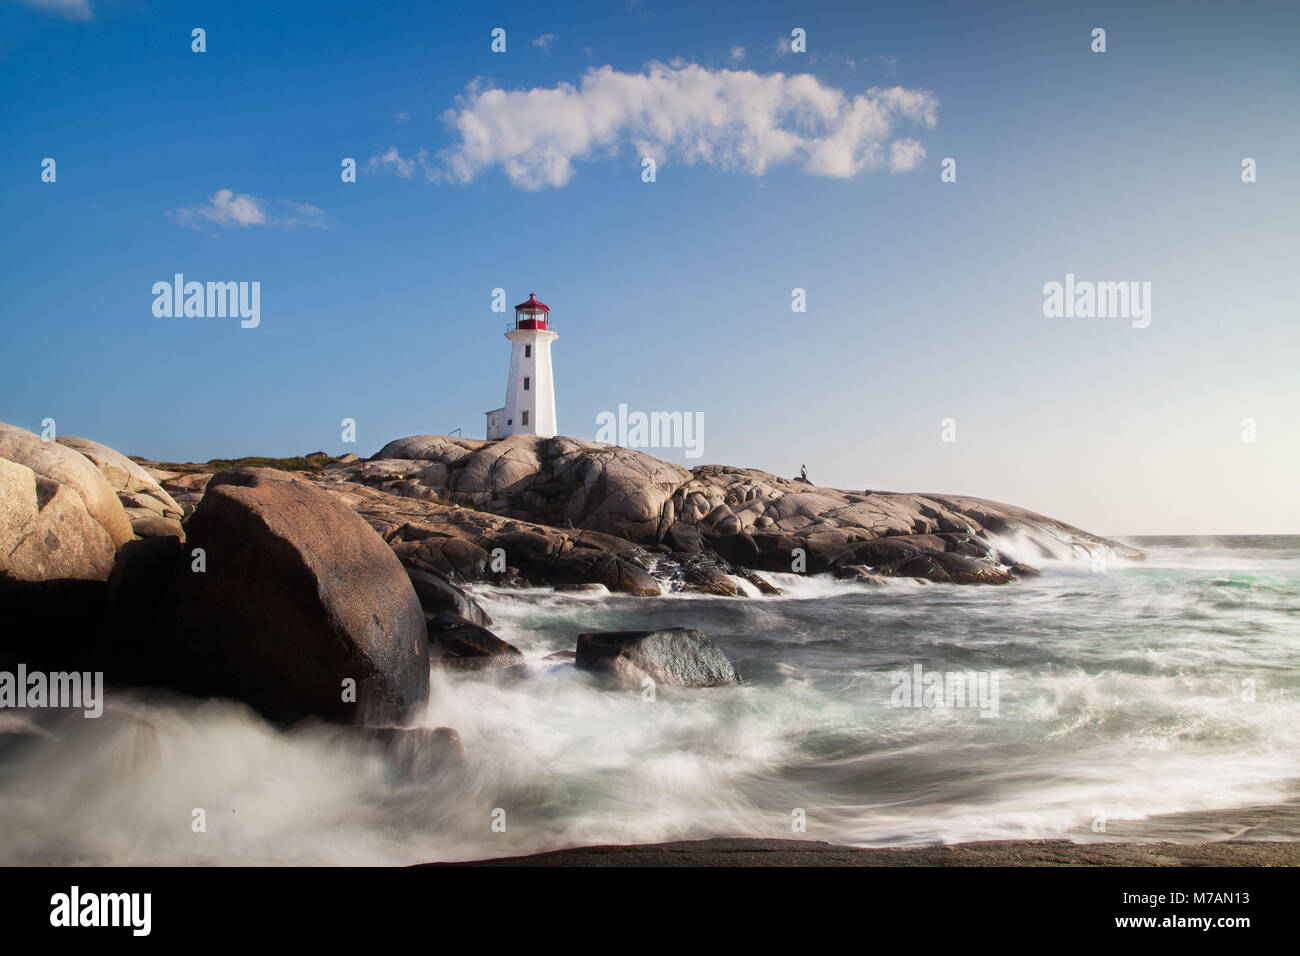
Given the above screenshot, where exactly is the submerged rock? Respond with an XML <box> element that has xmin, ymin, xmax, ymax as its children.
<box><xmin>427</xmin><ymin>612</ymin><xmax>525</xmax><ymax>675</ymax></box>
<box><xmin>678</xmin><ymin>552</ymin><xmax>740</xmax><ymax>596</ymax></box>
<box><xmin>832</xmin><ymin>565</ymin><xmax>884</xmax><ymax>584</ymax></box>
<box><xmin>575</xmin><ymin>627</ymin><xmax>740</xmax><ymax>688</ymax></box>
<box><xmin>877</xmin><ymin>551</ymin><xmax>1014</xmax><ymax>585</ymax></box>
<box><xmin>734</xmin><ymin>566</ymin><xmax>783</xmax><ymax>595</ymax></box>
<box><xmin>332</xmin><ymin>724</ymin><xmax>466</xmax><ymax>778</ymax></box>
<box><xmin>407</xmin><ymin>567</ymin><xmax>492</xmax><ymax>627</ymax></box>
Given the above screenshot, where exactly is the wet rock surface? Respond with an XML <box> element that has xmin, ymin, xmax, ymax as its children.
<box><xmin>575</xmin><ymin>627</ymin><xmax>741</xmax><ymax>688</ymax></box>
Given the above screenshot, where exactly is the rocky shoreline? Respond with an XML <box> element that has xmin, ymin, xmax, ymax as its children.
<box><xmin>2</xmin><ymin>420</ymin><xmax>1141</xmax><ymax>733</ymax></box>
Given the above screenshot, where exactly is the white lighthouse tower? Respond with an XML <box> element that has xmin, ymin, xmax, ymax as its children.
<box><xmin>485</xmin><ymin>293</ymin><xmax>558</xmax><ymax>440</ymax></box>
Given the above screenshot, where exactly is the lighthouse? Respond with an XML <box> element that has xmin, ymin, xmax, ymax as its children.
<box><xmin>485</xmin><ymin>293</ymin><xmax>558</xmax><ymax>440</ymax></box>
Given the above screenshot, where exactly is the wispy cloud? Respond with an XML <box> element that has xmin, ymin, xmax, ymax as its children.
<box><xmin>407</xmin><ymin>62</ymin><xmax>936</xmax><ymax>190</ymax></box>
<box><xmin>531</xmin><ymin>33</ymin><xmax>557</xmax><ymax>52</ymax></box>
<box><xmin>728</xmin><ymin>46</ymin><xmax>746</xmax><ymax>64</ymax></box>
<box><xmin>369</xmin><ymin>146</ymin><xmax>414</xmax><ymax>178</ymax></box>
<box><xmin>366</xmin><ymin>146</ymin><xmax>439</xmax><ymax>182</ymax></box>
<box><xmin>276</xmin><ymin>201</ymin><xmax>328</xmax><ymax>230</ymax></box>
<box><xmin>178</xmin><ymin>189</ymin><xmax>265</xmax><ymax>228</ymax></box>
<box><xmin>174</xmin><ymin>189</ymin><xmax>326</xmax><ymax>230</ymax></box>
<box><xmin>19</xmin><ymin>0</ymin><xmax>92</xmax><ymax>20</ymax></box>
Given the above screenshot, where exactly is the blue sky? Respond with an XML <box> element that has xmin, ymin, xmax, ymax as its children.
<box><xmin>1</xmin><ymin>0</ymin><xmax>1297</xmax><ymax>534</ymax></box>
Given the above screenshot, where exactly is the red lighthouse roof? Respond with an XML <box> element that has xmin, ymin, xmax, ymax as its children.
<box><xmin>515</xmin><ymin>293</ymin><xmax>549</xmax><ymax>312</ymax></box>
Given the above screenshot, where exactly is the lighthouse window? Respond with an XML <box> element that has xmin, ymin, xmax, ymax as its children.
<box><xmin>521</xmin><ymin>411</ymin><xmax>529</xmax><ymax>426</ymax></box>
<box><xmin>524</xmin><ymin>345</ymin><xmax>531</xmax><ymax>358</ymax></box>
<box><xmin>523</xmin><ymin>377</ymin><xmax>530</xmax><ymax>390</ymax></box>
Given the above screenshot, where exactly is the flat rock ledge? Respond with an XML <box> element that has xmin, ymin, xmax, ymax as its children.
<box><xmin>290</xmin><ymin>433</ymin><xmax>1140</xmax><ymax>591</ymax></box>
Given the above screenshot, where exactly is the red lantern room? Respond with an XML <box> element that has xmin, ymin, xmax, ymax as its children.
<box><xmin>514</xmin><ymin>293</ymin><xmax>550</xmax><ymax>330</ymax></box>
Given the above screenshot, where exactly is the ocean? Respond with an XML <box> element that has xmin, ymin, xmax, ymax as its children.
<box><xmin>1</xmin><ymin>535</ymin><xmax>1296</xmax><ymax>864</ymax></box>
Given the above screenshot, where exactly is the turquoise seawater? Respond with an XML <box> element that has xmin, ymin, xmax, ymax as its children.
<box><xmin>0</xmin><ymin>536</ymin><xmax>1295</xmax><ymax>863</ymax></box>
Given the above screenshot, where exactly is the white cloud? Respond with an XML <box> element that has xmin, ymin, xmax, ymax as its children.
<box><xmin>19</xmin><ymin>0</ymin><xmax>92</xmax><ymax>19</ymax></box>
<box><xmin>532</xmin><ymin>33</ymin><xmax>557</xmax><ymax>52</ymax></box>
<box><xmin>887</xmin><ymin>138</ymin><xmax>927</xmax><ymax>173</ymax></box>
<box><xmin>428</xmin><ymin>62</ymin><xmax>937</xmax><ymax>190</ymax></box>
<box><xmin>367</xmin><ymin>145</ymin><xmax>442</xmax><ymax>181</ymax></box>
<box><xmin>174</xmin><ymin>189</ymin><xmax>326</xmax><ymax>230</ymax></box>
<box><xmin>178</xmin><ymin>189</ymin><xmax>266</xmax><ymax>228</ymax></box>
<box><xmin>728</xmin><ymin>46</ymin><xmax>745</xmax><ymax>64</ymax></box>
<box><xmin>368</xmin><ymin>146</ymin><xmax>416</xmax><ymax>178</ymax></box>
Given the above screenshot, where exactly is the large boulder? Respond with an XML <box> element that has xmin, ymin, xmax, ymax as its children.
<box><xmin>149</xmin><ymin>468</ymin><xmax>429</xmax><ymax>723</ymax></box>
<box><xmin>454</xmin><ymin>438</ymin><xmax>545</xmax><ymax>503</ymax></box>
<box><xmin>342</xmin><ymin>434</ymin><xmax>690</xmax><ymax>540</ymax></box>
<box><xmin>0</xmin><ymin>457</ymin><xmax>117</xmax><ymax>582</ymax></box>
<box><xmin>375</xmin><ymin>434</ymin><xmax>488</xmax><ymax>463</ymax></box>
<box><xmin>0</xmin><ymin>422</ymin><xmax>133</xmax><ymax>548</ymax></box>
<box><xmin>102</xmin><ymin>536</ymin><xmax>183</xmax><ymax>677</ymax></box>
<box><xmin>57</xmin><ymin>435</ymin><xmax>185</xmax><ymax>540</ymax></box>
<box><xmin>551</xmin><ymin>437</ymin><xmax>691</xmax><ymax>541</ymax></box>
<box><xmin>56</xmin><ymin>436</ymin><xmax>178</xmax><ymax>503</ymax></box>
<box><xmin>575</xmin><ymin>628</ymin><xmax>740</xmax><ymax>687</ymax></box>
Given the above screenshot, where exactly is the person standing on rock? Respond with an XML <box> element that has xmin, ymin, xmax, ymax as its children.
<box><xmin>800</xmin><ymin>464</ymin><xmax>808</xmax><ymax>482</ymax></box>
